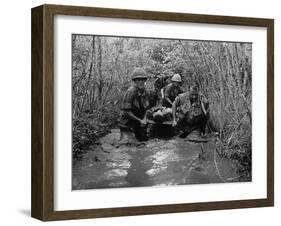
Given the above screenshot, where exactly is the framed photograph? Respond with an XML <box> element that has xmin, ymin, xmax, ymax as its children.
<box><xmin>31</xmin><ymin>4</ymin><xmax>274</xmax><ymax>221</ymax></box>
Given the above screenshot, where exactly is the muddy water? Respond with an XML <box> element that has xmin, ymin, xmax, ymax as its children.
<box><xmin>72</xmin><ymin>129</ymin><xmax>238</xmax><ymax>190</ymax></box>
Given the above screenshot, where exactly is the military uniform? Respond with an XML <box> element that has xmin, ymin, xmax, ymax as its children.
<box><xmin>162</xmin><ymin>83</ymin><xmax>183</xmax><ymax>107</ymax></box>
<box><xmin>173</xmin><ymin>91</ymin><xmax>209</xmax><ymax>137</ymax></box>
<box><xmin>119</xmin><ymin>85</ymin><xmax>150</xmax><ymax>141</ymax></box>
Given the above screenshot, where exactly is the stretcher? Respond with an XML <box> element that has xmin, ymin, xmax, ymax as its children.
<box><xmin>146</xmin><ymin>107</ymin><xmax>173</xmax><ymax>125</ymax></box>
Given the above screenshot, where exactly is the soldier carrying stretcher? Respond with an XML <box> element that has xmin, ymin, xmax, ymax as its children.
<box><xmin>161</xmin><ymin>73</ymin><xmax>184</xmax><ymax>108</ymax></box>
<box><xmin>172</xmin><ymin>85</ymin><xmax>210</xmax><ymax>138</ymax></box>
<box><xmin>119</xmin><ymin>68</ymin><xmax>151</xmax><ymax>141</ymax></box>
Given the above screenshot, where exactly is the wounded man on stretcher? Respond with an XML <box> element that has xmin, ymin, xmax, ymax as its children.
<box><xmin>147</xmin><ymin>107</ymin><xmax>173</xmax><ymax>124</ymax></box>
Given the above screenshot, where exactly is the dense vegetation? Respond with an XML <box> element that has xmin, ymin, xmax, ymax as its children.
<box><xmin>72</xmin><ymin>35</ymin><xmax>252</xmax><ymax>180</ymax></box>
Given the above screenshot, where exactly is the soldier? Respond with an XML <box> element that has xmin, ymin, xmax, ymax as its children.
<box><xmin>119</xmin><ymin>68</ymin><xmax>150</xmax><ymax>141</ymax></box>
<box><xmin>161</xmin><ymin>74</ymin><xmax>183</xmax><ymax>108</ymax></box>
<box><xmin>153</xmin><ymin>74</ymin><xmax>169</xmax><ymax>98</ymax></box>
<box><xmin>172</xmin><ymin>85</ymin><xmax>210</xmax><ymax>138</ymax></box>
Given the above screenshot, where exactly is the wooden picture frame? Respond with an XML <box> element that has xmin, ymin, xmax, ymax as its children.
<box><xmin>31</xmin><ymin>4</ymin><xmax>274</xmax><ymax>221</ymax></box>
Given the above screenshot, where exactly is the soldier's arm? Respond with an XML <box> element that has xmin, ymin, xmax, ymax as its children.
<box><xmin>125</xmin><ymin>111</ymin><xmax>142</xmax><ymax>123</ymax></box>
<box><xmin>200</xmin><ymin>95</ymin><xmax>209</xmax><ymax>115</ymax></box>
<box><xmin>122</xmin><ymin>88</ymin><xmax>142</xmax><ymax>123</ymax></box>
<box><xmin>141</xmin><ymin>110</ymin><xmax>148</xmax><ymax>126</ymax></box>
<box><xmin>172</xmin><ymin>97</ymin><xmax>179</xmax><ymax>126</ymax></box>
<box><xmin>164</xmin><ymin>86</ymin><xmax>173</xmax><ymax>106</ymax></box>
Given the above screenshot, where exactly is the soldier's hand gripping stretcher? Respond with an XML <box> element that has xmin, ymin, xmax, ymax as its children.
<box><xmin>139</xmin><ymin>112</ymin><xmax>148</xmax><ymax>127</ymax></box>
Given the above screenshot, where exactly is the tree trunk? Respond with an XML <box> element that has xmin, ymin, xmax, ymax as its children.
<box><xmin>97</xmin><ymin>37</ymin><xmax>103</xmax><ymax>104</ymax></box>
<box><xmin>90</xmin><ymin>36</ymin><xmax>96</xmax><ymax>111</ymax></box>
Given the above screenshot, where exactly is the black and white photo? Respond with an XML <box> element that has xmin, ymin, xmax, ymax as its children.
<box><xmin>72</xmin><ymin>35</ymin><xmax>252</xmax><ymax>190</ymax></box>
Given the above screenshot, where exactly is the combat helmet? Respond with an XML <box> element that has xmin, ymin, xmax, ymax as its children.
<box><xmin>131</xmin><ymin>68</ymin><xmax>148</xmax><ymax>80</ymax></box>
<box><xmin>171</xmin><ymin>73</ymin><xmax>182</xmax><ymax>82</ymax></box>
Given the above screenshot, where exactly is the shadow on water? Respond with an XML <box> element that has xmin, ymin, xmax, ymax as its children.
<box><xmin>125</xmin><ymin>151</ymin><xmax>153</xmax><ymax>187</ymax></box>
